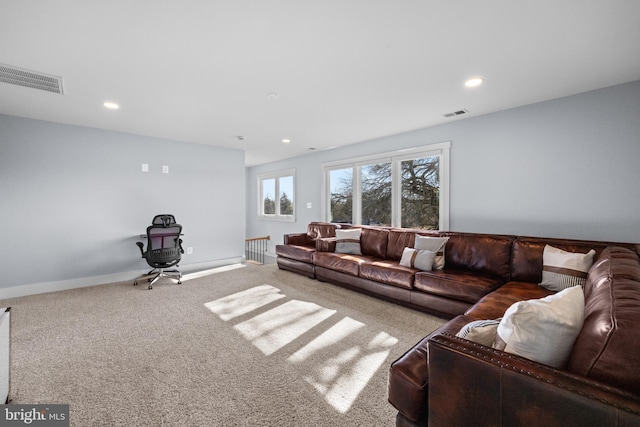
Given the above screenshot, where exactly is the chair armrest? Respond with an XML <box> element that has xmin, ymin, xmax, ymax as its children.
<box><xmin>178</xmin><ymin>238</ymin><xmax>184</xmax><ymax>254</ymax></box>
<box><xmin>426</xmin><ymin>333</ymin><xmax>640</xmax><ymax>427</ymax></box>
<box><xmin>283</xmin><ymin>233</ymin><xmax>313</xmax><ymax>246</ymax></box>
<box><xmin>316</xmin><ymin>237</ymin><xmax>336</xmax><ymax>252</ymax></box>
<box><xmin>136</xmin><ymin>241</ymin><xmax>145</xmax><ymax>257</ymax></box>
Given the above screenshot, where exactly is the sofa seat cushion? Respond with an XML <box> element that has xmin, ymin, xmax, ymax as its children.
<box><xmin>360</xmin><ymin>260</ymin><xmax>415</xmax><ymax>289</ymax></box>
<box><xmin>275</xmin><ymin>244</ymin><xmax>315</xmax><ymax>263</ymax></box>
<box><xmin>567</xmin><ymin>247</ymin><xmax>640</xmax><ymax>394</ymax></box>
<box><xmin>464</xmin><ymin>281</ymin><xmax>553</xmax><ymax>320</ymax></box>
<box><xmin>313</xmin><ymin>251</ymin><xmax>371</xmax><ymax>276</ymax></box>
<box><xmin>388</xmin><ymin>315</ymin><xmax>470</xmax><ymax>423</ymax></box>
<box><xmin>414</xmin><ymin>269</ymin><xmax>504</xmax><ymax>304</ymax></box>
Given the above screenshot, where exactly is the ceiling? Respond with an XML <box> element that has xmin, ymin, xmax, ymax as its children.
<box><xmin>1</xmin><ymin>1</ymin><xmax>639</xmax><ymax>166</ymax></box>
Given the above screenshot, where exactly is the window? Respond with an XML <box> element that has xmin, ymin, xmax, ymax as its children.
<box><xmin>328</xmin><ymin>168</ymin><xmax>353</xmax><ymax>224</ymax></box>
<box><xmin>258</xmin><ymin>169</ymin><xmax>296</xmax><ymax>221</ymax></box>
<box><xmin>322</xmin><ymin>142</ymin><xmax>450</xmax><ymax>230</ymax></box>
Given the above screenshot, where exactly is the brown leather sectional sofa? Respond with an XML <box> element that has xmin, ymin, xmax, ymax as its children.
<box><xmin>276</xmin><ymin>222</ymin><xmax>640</xmax><ymax>426</ymax></box>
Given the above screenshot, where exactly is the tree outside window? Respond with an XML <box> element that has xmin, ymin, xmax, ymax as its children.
<box><xmin>323</xmin><ymin>143</ymin><xmax>449</xmax><ymax>230</ymax></box>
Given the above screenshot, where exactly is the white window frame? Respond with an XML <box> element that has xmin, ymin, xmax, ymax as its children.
<box><xmin>320</xmin><ymin>142</ymin><xmax>450</xmax><ymax>230</ymax></box>
<box><xmin>257</xmin><ymin>168</ymin><xmax>296</xmax><ymax>222</ymax></box>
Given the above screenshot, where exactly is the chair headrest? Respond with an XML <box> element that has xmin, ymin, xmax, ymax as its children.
<box><xmin>152</xmin><ymin>214</ymin><xmax>177</xmax><ymax>227</ymax></box>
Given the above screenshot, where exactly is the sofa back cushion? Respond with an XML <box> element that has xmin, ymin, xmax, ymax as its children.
<box><xmin>510</xmin><ymin>237</ymin><xmax>625</xmax><ymax>283</ymax></box>
<box><xmin>567</xmin><ymin>246</ymin><xmax>640</xmax><ymax>394</ymax></box>
<box><xmin>443</xmin><ymin>233</ymin><xmax>514</xmax><ymax>281</ymax></box>
<box><xmin>386</xmin><ymin>229</ymin><xmax>443</xmax><ymax>261</ymax></box>
<box><xmin>307</xmin><ymin>222</ymin><xmax>342</xmax><ymax>240</ymax></box>
<box><xmin>359</xmin><ymin>226</ymin><xmax>390</xmax><ymax>259</ymax></box>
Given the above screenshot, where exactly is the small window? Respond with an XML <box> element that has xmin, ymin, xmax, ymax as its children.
<box><xmin>258</xmin><ymin>169</ymin><xmax>296</xmax><ymax>222</ymax></box>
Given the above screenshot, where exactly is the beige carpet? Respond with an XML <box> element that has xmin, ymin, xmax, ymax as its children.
<box><xmin>3</xmin><ymin>263</ymin><xmax>445</xmax><ymax>426</ymax></box>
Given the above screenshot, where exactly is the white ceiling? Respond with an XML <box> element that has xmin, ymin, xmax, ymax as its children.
<box><xmin>1</xmin><ymin>1</ymin><xmax>639</xmax><ymax>166</ymax></box>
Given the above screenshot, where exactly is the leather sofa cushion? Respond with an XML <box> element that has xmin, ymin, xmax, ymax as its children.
<box><xmin>414</xmin><ymin>269</ymin><xmax>505</xmax><ymax>304</ymax></box>
<box><xmin>510</xmin><ymin>236</ymin><xmax>619</xmax><ymax>283</ymax></box>
<box><xmin>464</xmin><ymin>281</ymin><xmax>553</xmax><ymax>320</ymax></box>
<box><xmin>360</xmin><ymin>260</ymin><xmax>415</xmax><ymax>289</ymax></box>
<box><xmin>307</xmin><ymin>222</ymin><xmax>342</xmax><ymax>239</ymax></box>
<box><xmin>386</xmin><ymin>229</ymin><xmax>418</xmax><ymax>261</ymax></box>
<box><xmin>275</xmin><ymin>244</ymin><xmax>315</xmax><ymax>263</ymax></box>
<box><xmin>386</xmin><ymin>229</ymin><xmax>444</xmax><ymax>261</ymax></box>
<box><xmin>359</xmin><ymin>226</ymin><xmax>390</xmax><ymax>259</ymax></box>
<box><xmin>444</xmin><ymin>233</ymin><xmax>513</xmax><ymax>281</ymax></box>
<box><xmin>567</xmin><ymin>247</ymin><xmax>640</xmax><ymax>394</ymax></box>
<box><xmin>313</xmin><ymin>252</ymin><xmax>369</xmax><ymax>276</ymax></box>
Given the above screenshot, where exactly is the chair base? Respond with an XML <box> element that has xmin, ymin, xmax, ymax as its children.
<box><xmin>134</xmin><ymin>268</ymin><xmax>182</xmax><ymax>290</ymax></box>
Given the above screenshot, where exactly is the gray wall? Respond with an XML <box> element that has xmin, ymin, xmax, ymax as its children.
<box><xmin>246</xmin><ymin>80</ymin><xmax>640</xmax><ymax>253</ymax></box>
<box><xmin>1</xmin><ymin>115</ymin><xmax>246</xmax><ymax>297</ymax></box>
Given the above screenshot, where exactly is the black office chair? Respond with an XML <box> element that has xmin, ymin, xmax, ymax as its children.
<box><xmin>135</xmin><ymin>219</ymin><xmax>184</xmax><ymax>290</ymax></box>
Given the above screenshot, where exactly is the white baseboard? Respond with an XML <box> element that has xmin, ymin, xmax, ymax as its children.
<box><xmin>0</xmin><ymin>256</ymin><xmax>245</xmax><ymax>300</ymax></box>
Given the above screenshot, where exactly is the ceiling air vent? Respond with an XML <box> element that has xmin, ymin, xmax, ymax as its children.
<box><xmin>0</xmin><ymin>63</ymin><xmax>64</xmax><ymax>94</ymax></box>
<box><xmin>443</xmin><ymin>109</ymin><xmax>469</xmax><ymax>118</ymax></box>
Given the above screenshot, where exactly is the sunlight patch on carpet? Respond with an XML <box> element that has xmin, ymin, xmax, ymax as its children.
<box><xmin>288</xmin><ymin>317</ymin><xmax>365</xmax><ymax>363</ymax></box>
<box><xmin>205</xmin><ymin>284</ymin><xmax>400</xmax><ymax>413</ymax></box>
<box><xmin>234</xmin><ymin>300</ymin><xmax>336</xmax><ymax>356</ymax></box>
<box><xmin>182</xmin><ymin>263</ymin><xmax>246</xmax><ymax>282</ymax></box>
<box><xmin>204</xmin><ymin>284</ymin><xmax>285</xmax><ymax>321</ymax></box>
<box><xmin>302</xmin><ymin>331</ymin><xmax>398</xmax><ymax>413</ymax></box>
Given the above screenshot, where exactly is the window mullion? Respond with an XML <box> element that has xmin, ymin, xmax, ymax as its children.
<box><xmin>391</xmin><ymin>160</ymin><xmax>401</xmax><ymax>227</ymax></box>
<box><xmin>274</xmin><ymin>179</ymin><xmax>280</xmax><ymax>216</ymax></box>
<box><xmin>354</xmin><ymin>165</ymin><xmax>362</xmax><ymax>225</ymax></box>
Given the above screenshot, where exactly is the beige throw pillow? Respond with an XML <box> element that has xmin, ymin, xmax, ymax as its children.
<box><xmin>414</xmin><ymin>235</ymin><xmax>448</xmax><ymax>270</ymax></box>
<box><xmin>494</xmin><ymin>286</ymin><xmax>585</xmax><ymax>368</ymax></box>
<box><xmin>540</xmin><ymin>245</ymin><xmax>596</xmax><ymax>291</ymax></box>
<box><xmin>399</xmin><ymin>247</ymin><xmax>436</xmax><ymax>271</ymax></box>
<box><xmin>335</xmin><ymin>229</ymin><xmax>362</xmax><ymax>255</ymax></box>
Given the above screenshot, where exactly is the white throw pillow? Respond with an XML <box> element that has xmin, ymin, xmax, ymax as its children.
<box><xmin>414</xmin><ymin>235</ymin><xmax>449</xmax><ymax>270</ymax></box>
<box><xmin>540</xmin><ymin>245</ymin><xmax>596</xmax><ymax>291</ymax></box>
<box><xmin>494</xmin><ymin>286</ymin><xmax>585</xmax><ymax>368</ymax></box>
<box><xmin>335</xmin><ymin>228</ymin><xmax>362</xmax><ymax>255</ymax></box>
<box><xmin>399</xmin><ymin>247</ymin><xmax>436</xmax><ymax>271</ymax></box>
<box><xmin>456</xmin><ymin>319</ymin><xmax>501</xmax><ymax>347</ymax></box>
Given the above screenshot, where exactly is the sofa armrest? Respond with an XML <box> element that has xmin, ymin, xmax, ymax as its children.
<box><xmin>316</xmin><ymin>237</ymin><xmax>336</xmax><ymax>252</ymax></box>
<box><xmin>283</xmin><ymin>233</ymin><xmax>313</xmax><ymax>247</ymax></box>
<box><xmin>427</xmin><ymin>333</ymin><xmax>640</xmax><ymax>427</ymax></box>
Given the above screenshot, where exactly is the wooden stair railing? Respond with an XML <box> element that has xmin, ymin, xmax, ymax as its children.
<box><xmin>245</xmin><ymin>235</ymin><xmax>270</xmax><ymax>264</ymax></box>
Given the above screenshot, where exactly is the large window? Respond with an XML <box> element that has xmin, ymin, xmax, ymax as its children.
<box><xmin>257</xmin><ymin>168</ymin><xmax>296</xmax><ymax>221</ymax></box>
<box><xmin>322</xmin><ymin>142</ymin><xmax>450</xmax><ymax>230</ymax></box>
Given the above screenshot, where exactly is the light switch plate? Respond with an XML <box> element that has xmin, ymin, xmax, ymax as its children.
<box><xmin>141</xmin><ymin>163</ymin><xmax>149</xmax><ymax>172</ymax></box>
<box><xmin>162</xmin><ymin>165</ymin><xmax>169</xmax><ymax>174</ymax></box>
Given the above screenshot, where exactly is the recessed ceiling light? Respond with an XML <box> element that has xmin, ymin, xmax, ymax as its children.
<box><xmin>103</xmin><ymin>101</ymin><xmax>120</xmax><ymax>109</ymax></box>
<box><xmin>282</xmin><ymin>139</ymin><xmax>291</xmax><ymax>144</ymax></box>
<box><xmin>267</xmin><ymin>92</ymin><xmax>280</xmax><ymax>99</ymax></box>
<box><xmin>464</xmin><ymin>78</ymin><xmax>484</xmax><ymax>88</ymax></box>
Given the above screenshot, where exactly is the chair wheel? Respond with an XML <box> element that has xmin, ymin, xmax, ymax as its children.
<box><xmin>148</xmin><ymin>285</ymin><xmax>153</xmax><ymax>290</ymax></box>
<box><xmin>134</xmin><ymin>281</ymin><xmax>138</xmax><ymax>286</ymax></box>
